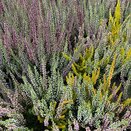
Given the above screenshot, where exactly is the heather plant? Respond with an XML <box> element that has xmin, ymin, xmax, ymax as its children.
<box><xmin>0</xmin><ymin>0</ymin><xmax>130</xmax><ymax>75</ymax></box>
<box><xmin>1</xmin><ymin>0</ymin><xmax>130</xmax><ymax>61</ymax></box>
<box><xmin>6</xmin><ymin>52</ymin><xmax>130</xmax><ymax>130</ymax></box>
<box><xmin>65</xmin><ymin>50</ymin><xmax>131</xmax><ymax>130</ymax></box>
<box><xmin>0</xmin><ymin>74</ymin><xmax>28</xmax><ymax>130</ymax></box>
<box><xmin>65</xmin><ymin>35</ymin><xmax>131</xmax><ymax>86</ymax></box>
<box><xmin>107</xmin><ymin>0</ymin><xmax>130</xmax><ymax>46</ymax></box>
<box><xmin>63</xmin><ymin>0</ymin><xmax>131</xmax><ymax>98</ymax></box>
<box><xmin>63</xmin><ymin>42</ymin><xmax>131</xmax><ymax>99</ymax></box>
<box><xmin>0</xmin><ymin>0</ymin><xmax>131</xmax><ymax>130</ymax></box>
<box><xmin>15</xmin><ymin>53</ymin><xmax>74</xmax><ymax>130</ymax></box>
<box><xmin>66</xmin><ymin>74</ymin><xmax>131</xmax><ymax>130</ymax></box>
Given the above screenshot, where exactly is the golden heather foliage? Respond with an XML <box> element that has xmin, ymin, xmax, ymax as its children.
<box><xmin>114</xmin><ymin>0</ymin><xmax>121</xmax><ymax>25</ymax></box>
<box><xmin>123</xmin><ymin>98</ymin><xmax>131</xmax><ymax>107</ymax></box>
<box><xmin>108</xmin><ymin>0</ymin><xmax>121</xmax><ymax>45</ymax></box>
<box><xmin>91</xmin><ymin>68</ymin><xmax>100</xmax><ymax>85</ymax></box>
<box><xmin>125</xmin><ymin>48</ymin><xmax>131</xmax><ymax>61</ymax></box>
<box><xmin>107</xmin><ymin>54</ymin><xmax>117</xmax><ymax>87</ymax></box>
<box><xmin>66</xmin><ymin>72</ymin><xmax>75</xmax><ymax>87</ymax></box>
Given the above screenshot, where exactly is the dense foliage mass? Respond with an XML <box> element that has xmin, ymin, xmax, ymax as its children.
<box><xmin>0</xmin><ymin>0</ymin><xmax>131</xmax><ymax>130</ymax></box>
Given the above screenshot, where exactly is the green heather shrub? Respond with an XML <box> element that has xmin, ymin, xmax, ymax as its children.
<box><xmin>0</xmin><ymin>0</ymin><xmax>130</xmax><ymax>78</ymax></box>
<box><xmin>63</xmin><ymin>0</ymin><xmax>131</xmax><ymax>99</ymax></box>
<box><xmin>0</xmin><ymin>0</ymin><xmax>131</xmax><ymax>130</ymax></box>
<box><xmin>0</xmin><ymin>0</ymin><xmax>130</xmax><ymax>61</ymax></box>
<box><xmin>5</xmin><ymin>52</ymin><xmax>130</xmax><ymax>130</ymax></box>
<box><xmin>107</xmin><ymin>0</ymin><xmax>130</xmax><ymax>46</ymax></box>
<box><xmin>0</xmin><ymin>76</ymin><xmax>28</xmax><ymax>130</ymax></box>
<box><xmin>64</xmin><ymin>46</ymin><xmax>131</xmax><ymax>130</ymax></box>
<box><xmin>63</xmin><ymin>42</ymin><xmax>131</xmax><ymax>100</ymax></box>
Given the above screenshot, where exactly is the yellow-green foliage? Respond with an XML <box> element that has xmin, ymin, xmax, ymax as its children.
<box><xmin>65</xmin><ymin>53</ymin><xmax>130</xmax><ymax>129</ymax></box>
<box><xmin>66</xmin><ymin>72</ymin><xmax>75</xmax><ymax>87</ymax></box>
<box><xmin>108</xmin><ymin>0</ymin><xmax>121</xmax><ymax>45</ymax></box>
<box><xmin>65</xmin><ymin>43</ymin><xmax>131</xmax><ymax>119</ymax></box>
<box><xmin>119</xmin><ymin>47</ymin><xmax>131</xmax><ymax>64</ymax></box>
<box><xmin>123</xmin><ymin>98</ymin><xmax>131</xmax><ymax>107</ymax></box>
<box><xmin>125</xmin><ymin>48</ymin><xmax>131</xmax><ymax>62</ymax></box>
<box><xmin>107</xmin><ymin>54</ymin><xmax>117</xmax><ymax>87</ymax></box>
<box><xmin>66</xmin><ymin>54</ymin><xmax>117</xmax><ymax>93</ymax></box>
<box><xmin>63</xmin><ymin>45</ymin><xmax>95</xmax><ymax>77</ymax></box>
<box><xmin>108</xmin><ymin>0</ymin><xmax>130</xmax><ymax>46</ymax></box>
<box><xmin>66</xmin><ymin>52</ymin><xmax>131</xmax><ymax>111</ymax></box>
